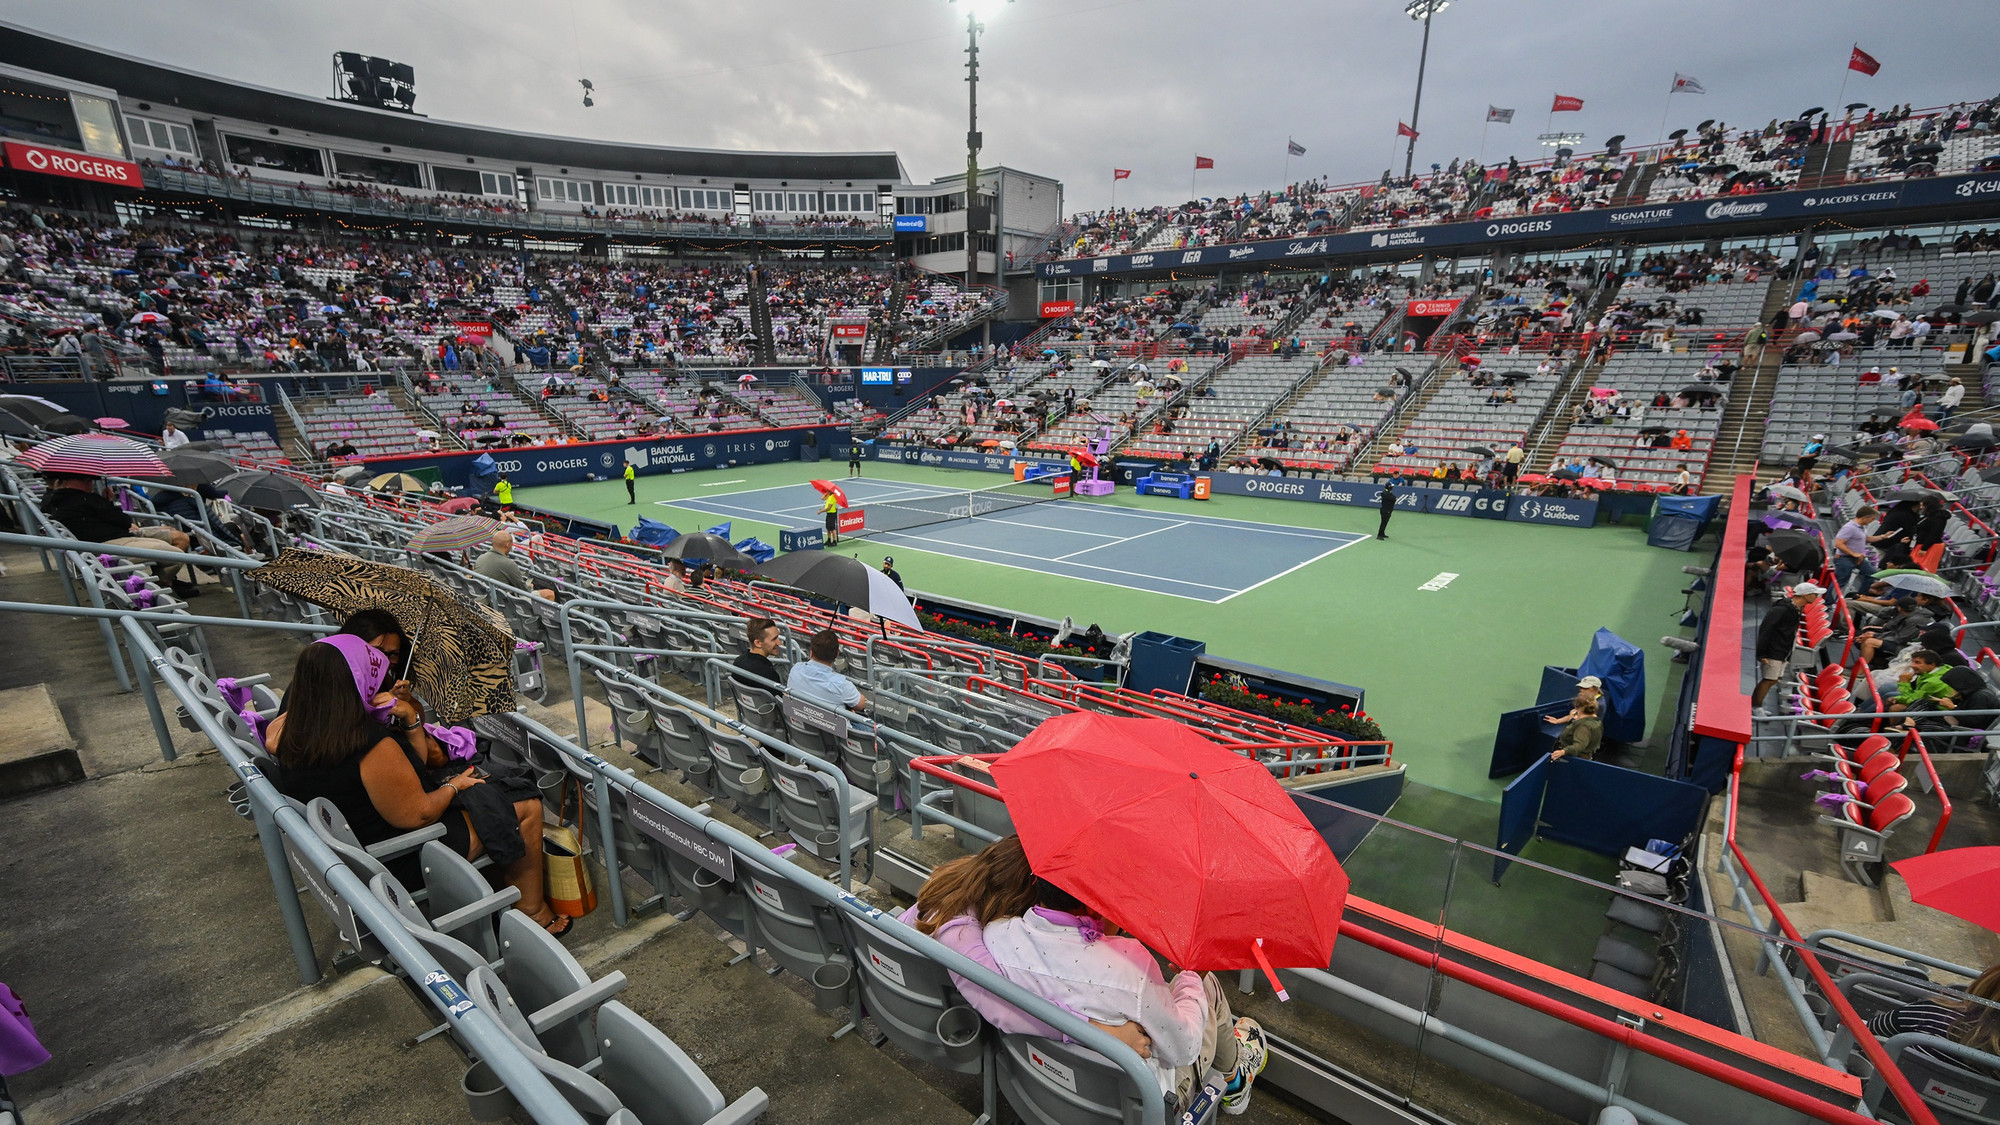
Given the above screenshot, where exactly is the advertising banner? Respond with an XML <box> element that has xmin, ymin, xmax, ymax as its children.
<box><xmin>2</xmin><ymin>141</ymin><xmax>142</xmax><ymax>187</ymax></box>
<box><xmin>1205</xmin><ymin>473</ymin><xmax>1584</xmax><ymax>527</ymax></box>
<box><xmin>1406</xmin><ymin>298</ymin><xmax>1462</xmax><ymax>318</ymax></box>
<box><xmin>837</xmin><ymin>509</ymin><xmax>867</xmax><ymax>534</ymax></box>
<box><xmin>1039</xmin><ymin>300</ymin><xmax>1077</xmax><ymax>318</ymax></box>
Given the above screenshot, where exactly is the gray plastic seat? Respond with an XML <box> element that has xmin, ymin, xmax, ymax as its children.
<box><xmin>727</xmin><ymin>680</ymin><xmax>787</xmax><ymax>739</ymax></box>
<box><xmin>996</xmin><ymin>1034</ymin><xmax>1208</xmax><ymax>1125</ymax></box>
<box><xmin>1591</xmin><ymin>935</ymin><xmax>1659</xmax><ymax>979</ymax></box>
<box><xmin>421</xmin><ymin>840</ymin><xmax>513</xmax><ymax>965</ymax></box>
<box><xmin>706</xmin><ymin>726</ymin><xmax>778</xmax><ymax>831</ymax></box>
<box><xmin>497</xmin><ymin>908</ymin><xmax>629</xmax><ymax>1068</ymax></box>
<box><xmin>735</xmin><ymin>858</ymin><xmax>849</xmax><ymax>986</ymax></box>
<box><xmin>839</xmin><ymin>915</ymin><xmax>986</xmax><ymax>1075</ymax></box>
<box><xmin>596</xmin><ymin>1001</ymin><xmax>771</xmax><ymax>1125</ymax></box>
<box><xmin>595</xmin><ymin>671</ymin><xmax>663</xmax><ymax>765</ymax></box>
<box><xmin>298</xmin><ymin>797</ymin><xmax>449</xmax><ymax>958</ymax></box>
<box><xmin>647</xmin><ymin>699</ymin><xmax>717</xmax><ymax>792</ymax></box>
<box><xmin>759</xmin><ymin>751</ymin><xmax>875</xmax><ymax>878</ymax></box>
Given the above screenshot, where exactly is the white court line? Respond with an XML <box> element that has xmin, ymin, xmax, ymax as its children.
<box><xmin>1051</xmin><ymin>500</ymin><xmax>1357</xmax><ymax>542</ymax></box>
<box><xmin>698</xmin><ymin>479</ymin><xmax>747</xmax><ymax>488</ymax></box>
<box><xmin>1214</xmin><ymin>534</ymin><xmax>1370</xmax><ymax>603</ymax></box>
<box><xmin>860</xmin><ymin>529</ymin><xmax>1235</xmax><ymax>603</ymax></box>
<box><xmin>1054</xmin><ymin>520</ymin><xmax>1189</xmax><ymax>561</ymax></box>
<box><xmin>871</xmin><ymin>530</ymin><xmax>1237</xmax><ymax>592</ymax></box>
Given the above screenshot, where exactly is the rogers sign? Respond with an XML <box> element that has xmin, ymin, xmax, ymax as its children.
<box><xmin>2</xmin><ymin>142</ymin><xmax>142</xmax><ymax>187</ymax></box>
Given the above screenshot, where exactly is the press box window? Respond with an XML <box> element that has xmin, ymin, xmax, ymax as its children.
<box><xmin>123</xmin><ymin>114</ymin><xmax>194</xmax><ymax>157</ymax></box>
<box><xmin>677</xmin><ymin>188</ymin><xmax>731</xmax><ymax>211</ymax></box>
<box><xmin>536</xmin><ymin>177</ymin><xmax>590</xmax><ymax>204</ymax></box>
<box><xmin>823</xmin><ymin>191</ymin><xmax>874</xmax><ymax>214</ymax></box>
<box><xmin>480</xmin><ymin>171</ymin><xmax>515</xmax><ymax>197</ymax></box>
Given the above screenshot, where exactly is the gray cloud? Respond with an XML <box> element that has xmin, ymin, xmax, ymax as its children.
<box><xmin>13</xmin><ymin>0</ymin><xmax>1997</xmax><ymax>213</ymax></box>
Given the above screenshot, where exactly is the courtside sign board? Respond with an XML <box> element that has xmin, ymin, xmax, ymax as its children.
<box><xmin>1206</xmin><ymin>474</ymin><xmax>1595</xmax><ymax>526</ymax></box>
<box><xmin>2</xmin><ymin>142</ymin><xmax>142</xmax><ymax>186</ymax></box>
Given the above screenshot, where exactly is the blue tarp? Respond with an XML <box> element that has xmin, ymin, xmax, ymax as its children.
<box><xmin>1647</xmin><ymin>514</ymin><xmax>1704</xmax><ymax>550</ymax></box>
<box><xmin>632</xmin><ymin>518</ymin><xmax>680</xmax><ymax>548</ymax></box>
<box><xmin>1578</xmin><ymin>628</ymin><xmax>1646</xmax><ymax>744</ymax></box>
<box><xmin>705</xmin><ymin>522</ymin><xmax>732</xmax><ymax>540</ymax></box>
<box><xmin>1494</xmin><ymin>755</ymin><xmax>1552</xmax><ymax>883</ymax></box>
<box><xmin>466</xmin><ymin>453</ymin><xmax>500</xmax><ymax>497</ymax></box>
<box><xmin>734</xmin><ymin>536</ymin><xmax>776</xmax><ymax>564</ymax></box>
<box><xmin>1653</xmin><ymin>493</ymin><xmax>1720</xmax><ymax>540</ymax></box>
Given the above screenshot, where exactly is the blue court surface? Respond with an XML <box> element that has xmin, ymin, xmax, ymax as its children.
<box><xmin>660</xmin><ymin>478</ymin><xmax>1367</xmax><ymax>602</ymax></box>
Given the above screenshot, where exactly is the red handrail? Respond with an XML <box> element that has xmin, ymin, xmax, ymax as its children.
<box><xmin>1904</xmin><ymin>730</ymin><xmax>1954</xmax><ymax>855</ymax></box>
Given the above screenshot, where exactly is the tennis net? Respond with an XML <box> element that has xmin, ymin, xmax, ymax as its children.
<box><xmin>851</xmin><ymin>475</ymin><xmax>1069</xmax><ymax>537</ymax></box>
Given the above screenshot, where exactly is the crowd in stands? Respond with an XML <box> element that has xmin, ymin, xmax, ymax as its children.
<box><xmin>1044</xmin><ymin>94</ymin><xmax>2000</xmax><ymax>262</ymax></box>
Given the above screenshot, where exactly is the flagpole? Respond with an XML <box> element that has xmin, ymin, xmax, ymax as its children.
<box><xmin>1657</xmin><ymin>82</ymin><xmax>1675</xmax><ymax>146</ymax></box>
<box><xmin>1479</xmin><ymin>116</ymin><xmax>1491</xmax><ymax>166</ymax></box>
<box><xmin>1111</xmin><ymin>171</ymin><xmax>1117</xmax><ymax>212</ymax></box>
<box><xmin>1822</xmin><ymin>47</ymin><xmax>1856</xmax><ymax>182</ymax></box>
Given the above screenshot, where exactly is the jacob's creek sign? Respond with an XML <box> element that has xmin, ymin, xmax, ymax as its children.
<box><xmin>2</xmin><ymin>142</ymin><xmax>142</xmax><ymax>186</ymax></box>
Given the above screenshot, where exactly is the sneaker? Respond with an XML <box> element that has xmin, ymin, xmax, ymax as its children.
<box><xmin>1221</xmin><ymin>1017</ymin><xmax>1268</xmax><ymax>1115</ymax></box>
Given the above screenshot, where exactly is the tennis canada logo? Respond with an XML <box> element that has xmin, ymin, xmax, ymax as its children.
<box><xmin>703</xmin><ymin>443</ymin><xmax>717</xmax><ymax>458</ymax></box>
<box><xmin>598</xmin><ymin>452</ymin><xmax>616</xmax><ymax>469</ymax></box>
<box><xmin>764</xmin><ymin>439</ymin><xmax>775</xmax><ymax>451</ymax></box>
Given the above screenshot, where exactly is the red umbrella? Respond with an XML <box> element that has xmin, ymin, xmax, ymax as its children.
<box><xmin>809</xmin><ymin>479</ymin><xmax>848</xmax><ymax>507</ymax></box>
<box><xmin>990</xmin><ymin>712</ymin><xmax>1348</xmax><ymax>981</ymax></box>
<box><xmin>1900</xmin><ymin>411</ymin><xmax>1939</xmax><ymax>432</ymax></box>
<box><xmin>1069</xmin><ymin>448</ymin><xmax>1100</xmax><ymax>468</ymax></box>
<box><xmin>1890</xmin><ymin>847</ymin><xmax>2000</xmax><ymax>932</ymax></box>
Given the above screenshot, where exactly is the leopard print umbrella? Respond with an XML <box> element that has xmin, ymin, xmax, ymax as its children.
<box><xmin>248</xmin><ymin>548</ymin><xmax>516</xmax><ymax>722</ymax></box>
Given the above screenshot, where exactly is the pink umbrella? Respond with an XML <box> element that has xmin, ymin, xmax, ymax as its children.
<box><xmin>737</xmin><ymin>374</ymin><xmax>758</xmax><ymax>384</ymax></box>
<box><xmin>129</xmin><ymin>311</ymin><xmax>168</xmax><ymax>326</ymax></box>
<box><xmin>93</xmin><ymin>417</ymin><xmax>130</xmax><ymax>430</ymax></box>
<box><xmin>1590</xmin><ymin>387</ymin><xmax>1618</xmax><ymax>399</ymax></box>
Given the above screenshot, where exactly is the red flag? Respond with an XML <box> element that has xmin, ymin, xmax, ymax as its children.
<box><xmin>1551</xmin><ymin>94</ymin><xmax>1585</xmax><ymax>113</ymax></box>
<box><xmin>1848</xmin><ymin>45</ymin><xmax>1881</xmax><ymax>76</ymax></box>
<box><xmin>1396</xmin><ymin>121</ymin><xmax>1419</xmax><ymax>139</ymax></box>
<box><xmin>1194</xmin><ymin>156</ymin><xmax>1215</xmax><ymax>170</ymax></box>
<box><xmin>1113</xmin><ymin>168</ymin><xmax>1132</xmax><ymax>180</ymax></box>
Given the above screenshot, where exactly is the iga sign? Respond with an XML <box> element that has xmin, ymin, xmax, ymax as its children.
<box><xmin>1406</xmin><ymin>298</ymin><xmax>1461</xmax><ymax>318</ymax></box>
<box><xmin>1039</xmin><ymin>300</ymin><xmax>1077</xmax><ymax>318</ymax></box>
<box><xmin>2</xmin><ymin>142</ymin><xmax>142</xmax><ymax>187</ymax></box>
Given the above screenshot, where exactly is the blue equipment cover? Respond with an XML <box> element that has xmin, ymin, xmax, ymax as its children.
<box><xmin>1578</xmin><ymin>628</ymin><xmax>1646</xmax><ymax>744</ymax></box>
<box><xmin>1653</xmin><ymin>493</ymin><xmax>1720</xmax><ymax>539</ymax></box>
<box><xmin>1647</xmin><ymin>514</ymin><xmax>1703</xmax><ymax>550</ymax></box>
<box><xmin>1489</xmin><ymin>700</ymin><xmax>1570</xmax><ymax>778</ymax></box>
<box><xmin>632</xmin><ymin>518</ymin><xmax>680</xmax><ymax>548</ymax></box>
<box><xmin>734</xmin><ymin>536</ymin><xmax>776</xmax><ymax>563</ymax></box>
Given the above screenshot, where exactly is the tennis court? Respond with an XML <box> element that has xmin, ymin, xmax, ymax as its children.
<box><xmin>661</xmin><ymin>478</ymin><xmax>1368</xmax><ymax>602</ymax></box>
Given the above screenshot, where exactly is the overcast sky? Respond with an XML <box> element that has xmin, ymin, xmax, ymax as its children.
<box><xmin>13</xmin><ymin>0</ymin><xmax>1999</xmax><ymax>215</ymax></box>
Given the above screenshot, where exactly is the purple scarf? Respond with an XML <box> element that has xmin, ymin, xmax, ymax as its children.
<box><xmin>312</xmin><ymin>635</ymin><xmax>478</xmax><ymax>762</ymax></box>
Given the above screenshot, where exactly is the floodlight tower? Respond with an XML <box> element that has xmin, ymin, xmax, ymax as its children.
<box><xmin>1403</xmin><ymin>0</ymin><xmax>1450</xmax><ymax>180</ymax></box>
<box><xmin>952</xmin><ymin>0</ymin><xmax>1010</xmax><ymax>294</ymax></box>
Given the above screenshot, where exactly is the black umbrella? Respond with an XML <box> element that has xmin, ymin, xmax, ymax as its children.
<box><xmin>1256</xmin><ymin>456</ymin><xmax>1285</xmax><ymax>472</ymax></box>
<box><xmin>1883</xmin><ymin>488</ymin><xmax>1936</xmax><ymax>504</ymax></box>
<box><xmin>1966</xmin><ymin>311</ymin><xmax>2000</xmax><ymax>326</ymax></box>
<box><xmin>1818</xmin><ymin>454</ymin><xmax>1856</xmax><ymax>468</ymax></box>
<box><xmin>1552</xmin><ymin>468</ymin><xmax>1582</xmax><ymax>480</ymax></box>
<box><xmin>1677</xmin><ymin>384</ymin><xmax>1723</xmax><ymax>398</ymax></box>
<box><xmin>756</xmin><ymin>550</ymin><xmax>921</xmax><ymax>629</ymax></box>
<box><xmin>219</xmin><ymin>469</ymin><xmax>319</xmax><ymax>510</ymax></box>
<box><xmin>1395</xmin><ymin>367</ymin><xmax>1413</xmax><ymax>380</ymax></box>
<box><xmin>1854</xmin><ymin>442</ymin><xmax>1901</xmax><ymax>455</ymax></box>
<box><xmin>1845</xmin><ymin>102</ymin><xmax>1869</xmax><ymax>112</ymax></box>
<box><xmin>163</xmin><ymin>449</ymin><xmax>240</xmax><ymax>487</ymax></box>
<box><xmin>1981</xmin><ymin>466</ymin><xmax>2000</xmax><ymax>485</ymax></box>
<box><xmin>655</xmin><ymin>531</ymin><xmax>759</xmax><ymax>571</ymax></box>
<box><xmin>1496</xmin><ymin>371</ymin><xmax>1531</xmax><ymax>383</ymax></box>
<box><xmin>1638</xmin><ymin>425</ymin><xmax>1670</xmax><ymax>436</ymax></box>
<box><xmin>1800</xmin><ymin>106</ymin><xmax>1825</xmax><ymax>118</ymax></box>
<box><xmin>1764</xmin><ymin>529</ymin><xmax>1824</xmax><ymax>572</ymax></box>
<box><xmin>0</xmin><ymin>395</ymin><xmax>77</xmax><ymax>428</ymax></box>
<box><xmin>1467</xmin><ymin>445</ymin><xmax>1496</xmax><ymax>457</ymax></box>
<box><xmin>0</xmin><ymin>410</ymin><xmax>34</xmax><ymax>438</ymax></box>
<box><xmin>1589</xmin><ymin>456</ymin><xmax>1620</xmax><ymax>469</ymax></box>
<box><xmin>1952</xmin><ymin>433</ymin><xmax>1997</xmax><ymax>451</ymax></box>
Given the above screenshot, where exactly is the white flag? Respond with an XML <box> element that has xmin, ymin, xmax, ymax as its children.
<box><xmin>1672</xmin><ymin>73</ymin><xmax>1706</xmax><ymax>94</ymax></box>
<box><xmin>1486</xmin><ymin>106</ymin><xmax>1515</xmax><ymax>124</ymax></box>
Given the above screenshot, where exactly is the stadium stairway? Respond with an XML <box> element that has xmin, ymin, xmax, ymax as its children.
<box><xmin>870</xmin><ymin>275</ymin><xmax>909</xmax><ymax>363</ymax></box>
<box><xmin>749</xmin><ymin>266</ymin><xmax>778</xmax><ymax>366</ymax></box>
<box><xmin>1607</xmin><ymin>161</ymin><xmax>1657</xmax><ymax>206</ymax></box>
<box><xmin>1796</xmin><ymin>140</ymin><xmax>1854</xmax><ymax>191</ymax></box>
<box><xmin>1347</xmin><ymin>351</ymin><xmax>1452</xmax><ymax>468</ymax></box>
<box><xmin>1522</xmin><ymin>353</ymin><xmax>1606</xmax><ymax>474</ymax></box>
<box><xmin>271</xmin><ymin>398</ymin><xmax>312</xmax><ymax>465</ymax></box>
<box><xmin>1704</xmin><ymin>347</ymin><xmax>1781</xmax><ymax>490</ymax></box>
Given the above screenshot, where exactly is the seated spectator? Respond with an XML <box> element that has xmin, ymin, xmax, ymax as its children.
<box><xmin>1860</xmin><ymin>595</ymin><xmax>1939</xmax><ymax>668</ymax></box>
<box><xmin>732</xmin><ymin>616</ymin><xmax>783</xmax><ymax>687</ymax></box>
<box><xmin>785</xmin><ymin>627</ymin><xmax>869</xmax><ymax>715</ymax></box>
<box><xmin>473</xmin><ymin>531</ymin><xmax>556</xmax><ymax>600</ymax></box>
<box><xmin>1889</xmin><ymin>649</ymin><xmax>1953</xmax><ymax>712</ymax></box>
<box><xmin>982</xmin><ymin>860</ymin><xmax>1269</xmax><ymax>1113</ymax></box>
<box><xmin>265</xmin><ymin>636</ymin><xmax>572</xmax><ymax>936</ymax></box>
<box><xmin>1548</xmin><ymin>698</ymin><xmax>1602</xmax><ymax>761</ymax></box>
<box><xmin>902</xmin><ymin>834</ymin><xmax>1154</xmax><ymax>1055</ymax></box>
<box><xmin>1867</xmin><ymin>963</ymin><xmax>2000</xmax><ymax>1078</ymax></box>
<box><xmin>39</xmin><ymin>473</ymin><xmax>200</xmax><ymax>597</ymax></box>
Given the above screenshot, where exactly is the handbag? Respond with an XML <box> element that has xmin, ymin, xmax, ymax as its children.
<box><xmin>542</xmin><ymin>777</ymin><xmax>597</xmax><ymax>918</ymax></box>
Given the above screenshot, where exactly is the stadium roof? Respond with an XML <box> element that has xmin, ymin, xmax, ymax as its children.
<box><xmin>0</xmin><ymin>21</ymin><xmax>908</xmax><ymax>182</ymax></box>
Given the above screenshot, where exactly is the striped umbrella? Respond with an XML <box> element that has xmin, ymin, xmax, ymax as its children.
<box><xmin>366</xmin><ymin>472</ymin><xmax>430</xmax><ymax>494</ymax></box>
<box><xmin>407</xmin><ymin>514</ymin><xmax>500</xmax><ymax>552</ymax></box>
<box><xmin>16</xmin><ymin>433</ymin><xmax>171</xmax><ymax>478</ymax></box>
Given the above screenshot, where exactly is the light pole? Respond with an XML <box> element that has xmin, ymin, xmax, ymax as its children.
<box><xmin>1402</xmin><ymin>0</ymin><xmax>1450</xmax><ymax>181</ymax></box>
<box><xmin>952</xmin><ymin>0</ymin><xmax>1008</xmax><ymax>294</ymax></box>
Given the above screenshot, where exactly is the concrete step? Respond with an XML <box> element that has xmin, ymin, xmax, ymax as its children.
<box><xmin>1796</xmin><ymin>868</ymin><xmax>1890</xmax><ymax>922</ymax></box>
<box><xmin>0</xmin><ymin>682</ymin><xmax>82</xmax><ymax>795</ymax></box>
